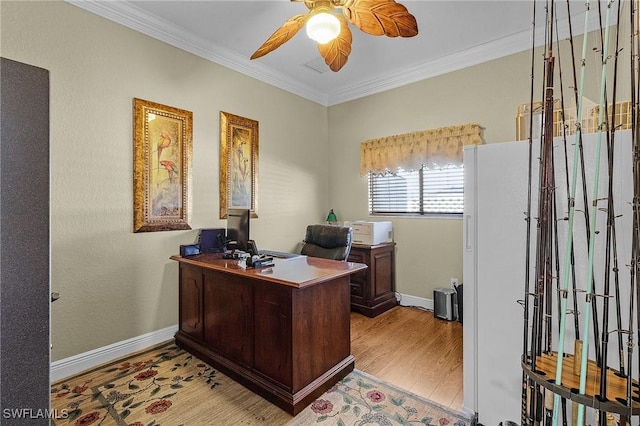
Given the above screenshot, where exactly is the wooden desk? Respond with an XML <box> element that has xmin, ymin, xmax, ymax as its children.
<box><xmin>170</xmin><ymin>253</ymin><xmax>367</xmax><ymax>415</ymax></box>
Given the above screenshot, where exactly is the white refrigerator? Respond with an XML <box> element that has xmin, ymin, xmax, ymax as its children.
<box><xmin>463</xmin><ymin>130</ymin><xmax>633</xmax><ymax>425</ymax></box>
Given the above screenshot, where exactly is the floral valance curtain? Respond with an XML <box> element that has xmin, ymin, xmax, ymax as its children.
<box><xmin>360</xmin><ymin>123</ymin><xmax>484</xmax><ymax>176</ymax></box>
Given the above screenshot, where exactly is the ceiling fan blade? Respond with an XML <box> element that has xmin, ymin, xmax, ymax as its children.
<box><xmin>342</xmin><ymin>0</ymin><xmax>418</xmax><ymax>38</ymax></box>
<box><xmin>250</xmin><ymin>13</ymin><xmax>308</xmax><ymax>60</ymax></box>
<box><xmin>318</xmin><ymin>15</ymin><xmax>352</xmax><ymax>72</ymax></box>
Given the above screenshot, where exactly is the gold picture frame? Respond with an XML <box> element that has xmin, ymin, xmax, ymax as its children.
<box><xmin>219</xmin><ymin>111</ymin><xmax>259</xmax><ymax>219</ymax></box>
<box><xmin>133</xmin><ymin>98</ymin><xmax>192</xmax><ymax>232</ymax></box>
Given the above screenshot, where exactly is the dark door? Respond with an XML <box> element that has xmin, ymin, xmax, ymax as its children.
<box><xmin>0</xmin><ymin>57</ymin><xmax>51</xmax><ymax>423</ymax></box>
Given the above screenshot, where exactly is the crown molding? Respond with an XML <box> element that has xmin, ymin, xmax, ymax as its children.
<box><xmin>326</xmin><ymin>33</ymin><xmax>531</xmax><ymax>106</ymax></box>
<box><xmin>66</xmin><ymin>1</ymin><xmax>606</xmax><ymax>107</ymax></box>
<box><xmin>327</xmin><ymin>9</ymin><xmax>605</xmax><ymax>105</ymax></box>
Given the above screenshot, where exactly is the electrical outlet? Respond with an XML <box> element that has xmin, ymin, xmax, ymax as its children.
<box><xmin>450</xmin><ymin>277</ymin><xmax>458</xmax><ymax>288</ymax></box>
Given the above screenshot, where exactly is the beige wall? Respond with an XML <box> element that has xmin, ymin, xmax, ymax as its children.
<box><xmin>2</xmin><ymin>0</ymin><xmax>330</xmax><ymax>361</ymax></box>
<box><xmin>327</xmin><ymin>54</ymin><xmax>533</xmax><ymax>300</ymax></box>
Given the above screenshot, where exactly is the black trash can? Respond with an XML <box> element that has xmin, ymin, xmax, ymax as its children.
<box><xmin>455</xmin><ymin>283</ymin><xmax>463</xmax><ymax>324</ymax></box>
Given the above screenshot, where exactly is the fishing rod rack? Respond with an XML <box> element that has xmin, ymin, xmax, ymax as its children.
<box><xmin>519</xmin><ymin>0</ymin><xmax>640</xmax><ymax>424</ymax></box>
<box><xmin>523</xmin><ymin>353</ymin><xmax>640</xmax><ymax>415</ymax></box>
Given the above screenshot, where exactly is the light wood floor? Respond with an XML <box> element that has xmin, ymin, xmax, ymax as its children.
<box><xmin>350</xmin><ymin>305</ymin><xmax>464</xmax><ymax>411</ymax></box>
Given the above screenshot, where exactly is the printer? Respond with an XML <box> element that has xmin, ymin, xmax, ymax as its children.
<box><xmin>344</xmin><ymin>221</ymin><xmax>393</xmax><ymax>245</ymax></box>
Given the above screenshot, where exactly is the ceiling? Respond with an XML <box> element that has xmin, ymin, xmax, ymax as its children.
<box><xmin>67</xmin><ymin>1</ymin><xmax>602</xmax><ymax>106</ymax></box>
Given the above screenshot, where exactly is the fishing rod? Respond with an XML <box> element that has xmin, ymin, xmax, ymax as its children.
<box><xmin>598</xmin><ymin>5</ymin><xmax>628</xmax><ymax>424</ymax></box>
<box><xmin>545</xmin><ymin>146</ymin><xmax>566</xmax><ymax>426</ymax></box>
<box><xmin>546</xmin><ymin>114</ymin><xmax>561</xmax><ymax>426</ymax></box>
<box><xmin>614</xmin><ymin>3</ymin><xmax>640</xmax><ymax>423</ymax></box>
<box><xmin>537</xmin><ymin>3</ymin><xmax>561</xmax><ymax>424</ymax></box>
<box><xmin>551</xmin><ymin>1</ymin><xmax>593</xmax><ymax>424</ymax></box>
<box><xmin>624</xmin><ymin>0</ymin><xmax>640</xmax><ymax>420</ymax></box>
<box><xmin>603</xmin><ymin>0</ymin><xmax>627</xmax><ymax>377</ymax></box>
<box><xmin>576</xmin><ymin>3</ymin><xmax>604</xmax><ymax>371</ymax></box>
<box><xmin>597</xmin><ymin>2</ymin><xmax>624</xmax><ymax>423</ymax></box>
<box><xmin>553</xmin><ymin>15</ymin><xmax>573</xmax><ymax>425</ymax></box>
<box><xmin>576</xmin><ymin>2</ymin><xmax>614</xmax><ymax>425</ymax></box>
<box><xmin>560</xmin><ymin>0</ymin><xmax>585</xmax><ymax>371</ymax></box>
<box><xmin>559</xmin><ymin>8</ymin><xmax>587</xmax><ymax>425</ymax></box>
<box><xmin>522</xmin><ymin>1</ymin><xmax>540</xmax><ymax>424</ymax></box>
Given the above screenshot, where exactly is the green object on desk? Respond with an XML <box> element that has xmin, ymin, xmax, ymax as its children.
<box><xmin>326</xmin><ymin>209</ymin><xmax>337</xmax><ymax>224</ymax></box>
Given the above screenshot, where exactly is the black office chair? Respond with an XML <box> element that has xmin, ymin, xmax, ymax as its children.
<box><xmin>300</xmin><ymin>224</ymin><xmax>353</xmax><ymax>261</ymax></box>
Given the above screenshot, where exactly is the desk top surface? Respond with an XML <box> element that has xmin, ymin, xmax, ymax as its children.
<box><xmin>170</xmin><ymin>253</ymin><xmax>367</xmax><ymax>289</ymax></box>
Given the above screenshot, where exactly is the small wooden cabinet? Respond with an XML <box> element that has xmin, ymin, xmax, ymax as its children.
<box><xmin>348</xmin><ymin>242</ymin><xmax>397</xmax><ymax>317</ymax></box>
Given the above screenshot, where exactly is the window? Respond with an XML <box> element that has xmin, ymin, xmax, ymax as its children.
<box><xmin>368</xmin><ymin>165</ymin><xmax>464</xmax><ymax>216</ymax></box>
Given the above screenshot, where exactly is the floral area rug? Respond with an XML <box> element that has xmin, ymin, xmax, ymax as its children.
<box><xmin>51</xmin><ymin>341</ymin><xmax>471</xmax><ymax>426</ymax></box>
<box><xmin>51</xmin><ymin>341</ymin><xmax>291</xmax><ymax>426</ymax></box>
<box><xmin>291</xmin><ymin>369</ymin><xmax>471</xmax><ymax>426</ymax></box>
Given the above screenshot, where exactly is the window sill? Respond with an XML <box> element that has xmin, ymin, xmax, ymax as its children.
<box><xmin>369</xmin><ymin>213</ymin><xmax>463</xmax><ymax>220</ymax></box>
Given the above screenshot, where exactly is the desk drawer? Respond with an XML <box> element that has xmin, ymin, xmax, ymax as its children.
<box><xmin>350</xmin><ymin>281</ymin><xmax>363</xmax><ymax>297</ymax></box>
<box><xmin>348</xmin><ymin>250</ymin><xmax>366</xmax><ymax>264</ymax></box>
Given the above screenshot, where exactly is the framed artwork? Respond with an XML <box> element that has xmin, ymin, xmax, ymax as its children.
<box><xmin>133</xmin><ymin>98</ymin><xmax>192</xmax><ymax>232</ymax></box>
<box><xmin>219</xmin><ymin>111</ymin><xmax>258</xmax><ymax>219</ymax></box>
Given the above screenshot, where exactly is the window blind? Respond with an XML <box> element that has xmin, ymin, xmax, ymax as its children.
<box><xmin>368</xmin><ymin>165</ymin><xmax>464</xmax><ymax>215</ymax></box>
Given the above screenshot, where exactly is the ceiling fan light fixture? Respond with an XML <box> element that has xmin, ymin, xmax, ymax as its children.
<box><xmin>306</xmin><ymin>12</ymin><xmax>340</xmax><ymax>44</ymax></box>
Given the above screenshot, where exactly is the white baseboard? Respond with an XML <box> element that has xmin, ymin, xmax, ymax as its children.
<box><xmin>50</xmin><ymin>324</ymin><xmax>178</xmax><ymax>382</ymax></box>
<box><xmin>460</xmin><ymin>407</ymin><xmax>477</xmax><ymax>421</ymax></box>
<box><xmin>397</xmin><ymin>292</ymin><xmax>433</xmax><ymax>311</ymax></box>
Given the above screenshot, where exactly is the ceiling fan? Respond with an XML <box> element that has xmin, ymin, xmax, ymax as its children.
<box><xmin>250</xmin><ymin>0</ymin><xmax>419</xmax><ymax>72</ymax></box>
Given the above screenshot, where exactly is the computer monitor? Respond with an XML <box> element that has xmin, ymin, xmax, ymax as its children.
<box><xmin>226</xmin><ymin>208</ymin><xmax>250</xmax><ymax>252</ymax></box>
